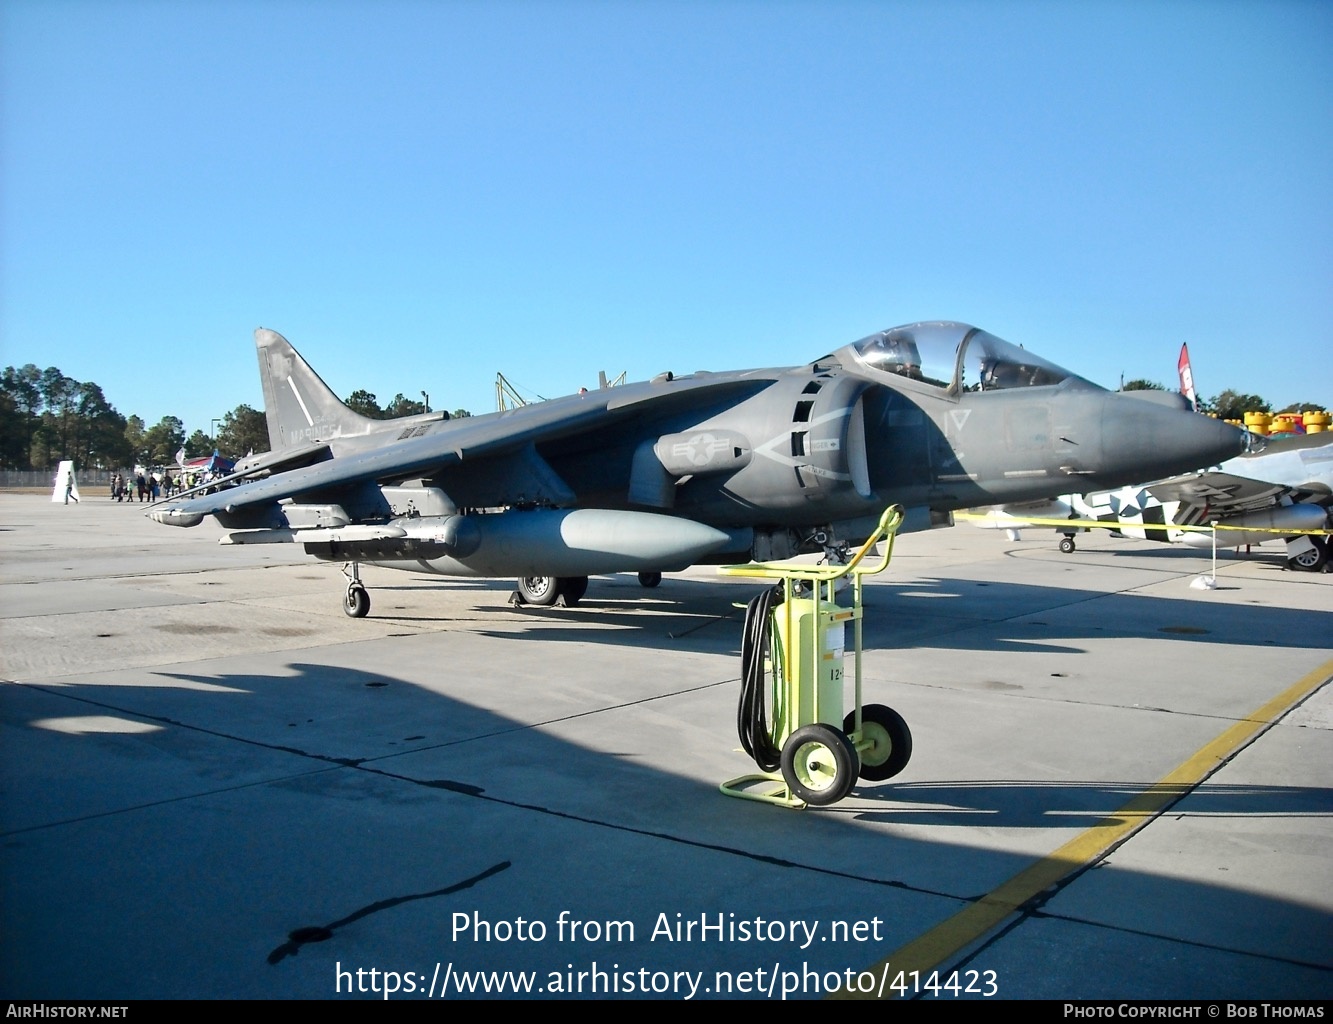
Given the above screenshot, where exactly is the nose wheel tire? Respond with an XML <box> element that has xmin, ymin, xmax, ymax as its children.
<box><xmin>637</xmin><ymin>571</ymin><xmax>662</xmax><ymax>588</ymax></box>
<box><xmin>1058</xmin><ymin>536</ymin><xmax>1076</xmax><ymax>554</ymax></box>
<box><xmin>780</xmin><ymin>724</ymin><xmax>859</xmax><ymax>806</ymax></box>
<box><xmin>560</xmin><ymin>576</ymin><xmax>589</xmax><ymax>604</ymax></box>
<box><xmin>343</xmin><ymin>584</ymin><xmax>370</xmax><ymax>618</ymax></box>
<box><xmin>845</xmin><ymin>704</ymin><xmax>912</xmax><ymax>781</ymax></box>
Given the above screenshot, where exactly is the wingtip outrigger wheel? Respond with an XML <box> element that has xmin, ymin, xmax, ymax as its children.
<box><xmin>343</xmin><ymin>584</ymin><xmax>370</xmax><ymax>618</ymax></box>
<box><xmin>340</xmin><ymin>561</ymin><xmax>370</xmax><ymax>617</ymax></box>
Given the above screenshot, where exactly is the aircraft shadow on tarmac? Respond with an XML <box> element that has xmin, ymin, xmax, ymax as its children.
<box><xmin>5</xmin><ymin>659</ymin><xmax>1329</xmax><ymax>998</ymax></box>
<box><xmin>999</xmin><ymin>538</ymin><xmax>1306</xmax><ymax>567</ymax></box>
<box><xmin>389</xmin><ymin>574</ymin><xmax>1333</xmax><ymax>658</ymax></box>
<box><xmin>5</xmin><ymin>656</ymin><xmax>1327</xmax><ymax>1002</ymax></box>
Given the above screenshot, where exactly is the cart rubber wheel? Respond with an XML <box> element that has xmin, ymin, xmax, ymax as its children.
<box><xmin>559</xmin><ymin>576</ymin><xmax>589</xmax><ymax>604</ymax></box>
<box><xmin>845</xmin><ymin>704</ymin><xmax>912</xmax><ymax>782</ymax></box>
<box><xmin>517</xmin><ymin>577</ymin><xmax>560</xmax><ymax>606</ymax></box>
<box><xmin>1059</xmin><ymin>536</ymin><xmax>1076</xmax><ymax>554</ymax></box>
<box><xmin>781</xmin><ymin>724</ymin><xmax>859</xmax><ymax>806</ymax></box>
<box><xmin>343</xmin><ymin>585</ymin><xmax>370</xmax><ymax>618</ymax></box>
<box><xmin>637</xmin><ymin>571</ymin><xmax>662</xmax><ymax>588</ymax></box>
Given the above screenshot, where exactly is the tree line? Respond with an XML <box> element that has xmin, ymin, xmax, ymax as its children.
<box><xmin>345</xmin><ymin>389</ymin><xmax>473</xmax><ymax>422</ymax></box>
<box><xmin>7</xmin><ymin>359</ymin><xmax>1317</xmax><ymax>472</ymax></box>
<box><xmin>1121</xmin><ymin>380</ymin><xmax>1324</xmax><ymax>420</ymax></box>
<box><xmin>1</xmin><ymin>365</ymin><xmax>472</xmax><ymax>471</ymax></box>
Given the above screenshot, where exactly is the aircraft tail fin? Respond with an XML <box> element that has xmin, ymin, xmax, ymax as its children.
<box><xmin>254</xmin><ymin>328</ymin><xmax>380</xmax><ymax>451</ymax></box>
<box><xmin>1177</xmin><ymin>343</ymin><xmax>1197</xmax><ymax>412</ymax></box>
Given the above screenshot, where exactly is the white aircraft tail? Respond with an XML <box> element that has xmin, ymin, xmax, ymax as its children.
<box><xmin>254</xmin><ymin>328</ymin><xmax>381</xmax><ymax>451</ymax></box>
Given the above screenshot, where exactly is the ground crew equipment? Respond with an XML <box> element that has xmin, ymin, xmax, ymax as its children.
<box><xmin>719</xmin><ymin>505</ymin><xmax>911</xmax><ymax>809</ymax></box>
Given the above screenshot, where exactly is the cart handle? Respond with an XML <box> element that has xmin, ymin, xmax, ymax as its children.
<box><xmin>718</xmin><ymin>505</ymin><xmax>905</xmax><ymax>582</ymax></box>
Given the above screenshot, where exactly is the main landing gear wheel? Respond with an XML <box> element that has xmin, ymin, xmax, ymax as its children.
<box><xmin>343</xmin><ymin>584</ymin><xmax>370</xmax><ymax>618</ymax></box>
<box><xmin>517</xmin><ymin>576</ymin><xmax>561</xmax><ymax>606</ymax></box>
<box><xmin>1288</xmin><ymin>538</ymin><xmax>1328</xmax><ymax>573</ymax></box>
<box><xmin>1059</xmin><ymin>536</ymin><xmax>1077</xmax><ymax>554</ymax></box>
<box><xmin>516</xmin><ymin>576</ymin><xmax>588</xmax><ymax>606</ymax></box>
<box><xmin>637</xmin><ymin>571</ymin><xmax>662</xmax><ymax>588</ymax></box>
<box><xmin>780</xmin><ymin>724</ymin><xmax>859</xmax><ymax>806</ymax></box>
<box><xmin>845</xmin><ymin>704</ymin><xmax>912</xmax><ymax>782</ymax></box>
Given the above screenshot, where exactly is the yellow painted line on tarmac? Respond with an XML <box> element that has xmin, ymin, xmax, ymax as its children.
<box><xmin>834</xmin><ymin>658</ymin><xmax>1333</xmax><ymax>1000</ymax></box>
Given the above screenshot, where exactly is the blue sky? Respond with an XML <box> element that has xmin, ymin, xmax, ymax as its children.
<box><xmin>3</xmin><ymin>0</ymin><xmax>1329</xmax><ymax>435</ymax></box>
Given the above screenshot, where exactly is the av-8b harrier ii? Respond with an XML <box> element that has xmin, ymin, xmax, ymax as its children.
<box><xmin>150</xmin><ymin>322</ymin><xmax>1246</xmax><ymax>616</ymax></box>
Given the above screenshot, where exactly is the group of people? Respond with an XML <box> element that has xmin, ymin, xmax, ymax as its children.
<box><xmin>111</xmin><ymin>470</ymin><xmax>165</xmax><ymax>503</ymax></box>
<box><xmin>110</xmin><ymin>467</ymin><xmax>221</xmax><ymax>502</ymax></box>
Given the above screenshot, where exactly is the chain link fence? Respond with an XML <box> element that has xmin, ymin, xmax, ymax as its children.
<box><xmin>2</xmin><ymin>469</ymin><xmax>117</xmax><ymax>489</ymax></box>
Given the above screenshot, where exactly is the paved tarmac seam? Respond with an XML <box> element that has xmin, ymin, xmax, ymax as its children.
<box><xmin>833</xmin><ymin>658</ymin><xmax>1333</xmax><ymax>999</ymax></box>
<box><xmin>353</xmin><ymin>761</ymin><xmax>973</xmax><ymax>902</ymax></box>
<box><xmin>891</xmin><ymin>678</ymin><xmax>1304</xmax><ymax>723</ymax></box>
<box><xmin>1020</xmin><ymin>906</ymin><xmax>1332</xmax><ymax>973</ymax></box>
<box><xmin>356</xmin><ymin>674</ymin><xmax>741</xmax><ymax>763</ymax></box>
<box><xmin>266</xmin><ymin>861</ymin><xmax>514</xmax><ymax>966</ymax></box>
<box><xmin>4</xmin><ymin>676</ymin><xmax>975</xmax><ymax>904</ymax></box>
<box><xmin>5</xmin><ymin>666</ymin><xmax>744</xmax><ymax>768</ymax></box>
<box><xmin>880</xmin><ymin>567</ymin><xmax>1244</xmax><ymax>643</ymax></box>
<box><xmin>2</xmin><ymin>564</ymin><xmax>305</xmax><ymax>585</ymax></box>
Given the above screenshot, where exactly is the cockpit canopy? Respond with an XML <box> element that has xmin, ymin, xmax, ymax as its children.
<box><xmin>847</xmin><ymin>321</ymin><xmax>1088</xmax><ymax>395</ymax></box>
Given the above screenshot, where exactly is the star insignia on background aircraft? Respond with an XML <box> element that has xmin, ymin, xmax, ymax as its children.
<box><xmin>1107</xmin><ymin>486</ymin><xmax>1150</xmax><ymax>517</ymax></box>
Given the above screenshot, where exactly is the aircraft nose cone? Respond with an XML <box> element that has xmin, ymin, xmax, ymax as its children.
<box><xmin>1098</xmin><ymin>396</ymin><xmax>1247</xmax><ymax>485</ymax></box>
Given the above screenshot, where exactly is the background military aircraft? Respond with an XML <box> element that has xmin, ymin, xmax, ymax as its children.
<box><xmin>150</xmin><ymin>322</ymin><xmax>1246</xmax><ymax>616</ymax></box>
<box><xmin>973</xmin><ymin>431</ymin><xmax>1332</xmax><ymax>572</ymax></box>
<box><xmin>969</xmin><ymin>346</ymin><xmax>1331</xmax><ymax>571</ymax></box>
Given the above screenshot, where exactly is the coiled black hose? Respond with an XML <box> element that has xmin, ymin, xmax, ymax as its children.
<box><xmin>737</xmin><ymin>585</ymin><xmax>783</xmax><ymax>772</ymax></box>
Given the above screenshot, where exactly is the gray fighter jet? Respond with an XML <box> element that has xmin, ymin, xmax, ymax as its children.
<box><xmin>150</xmin><ymin>322</ymin><xmax>1246</xmax><ymax>616</ymax></box>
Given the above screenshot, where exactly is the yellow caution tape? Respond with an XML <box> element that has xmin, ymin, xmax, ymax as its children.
<box><xmin>954</xmin><ymin>511</ymin><xmax>1332</xmax><ymax>537</ymax></box>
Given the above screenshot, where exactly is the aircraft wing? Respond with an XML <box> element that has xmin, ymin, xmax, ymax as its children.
<box><xmin>153</xmin><ymin>374</ymin><xmax>774</xmax><ymax>522</ymax></box>
<box><xmin>1146</xmin><ymin>471</ymin><xmax>1291</xmax><ymax>508</ymax></box>
<box><xmin>1151</xmin><ymin>433</ymin><xmax>1333</xmax><ymax>516</ymax></box>
<box><xmin>1145</xmin><ymin>471</ymin><xmax>1296</xmax><ymax>525</ymax></box>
